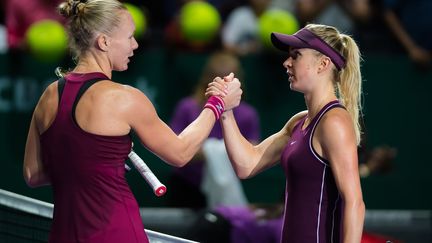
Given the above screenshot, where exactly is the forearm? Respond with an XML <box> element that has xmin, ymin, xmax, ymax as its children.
<box><xmin>384</xmin><ymin>10</ymin><xmax>418</xmax><ymax>51</ymax></box>
<box><xmin>220</xmin><ymin>110</ymin><xmax>258</xmax><ymax>178</ymax></box>
<box><xmin>23</xmin><ymin>117</ymin><xmax>50</xmax><ymax>188</ymax></box>
<box><xmin>338</xmin><ymin>0</ymin><xmax>370</xmax><ymax>21</ymax></box>
<box><xmin>175</xmin><ymin>108</ymin><xmax>216</xmax><ymax>165</ymax></box>
<box><xmin>342</xmin><ymin>199</ymin><xmax>365</xmax><ymax>243</ymax></box>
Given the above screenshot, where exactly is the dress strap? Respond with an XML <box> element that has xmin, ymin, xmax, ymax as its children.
<box><xmin>71</xmin><ymin>77</ymin><xmax>109</xmax><ymax>125</ymax></box>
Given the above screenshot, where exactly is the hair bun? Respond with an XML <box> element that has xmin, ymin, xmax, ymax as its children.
<box><xmin>58</xmin><ymin>0</ymin><xmax>86</xmax><ymax>18</ymax></box>
<box><xmin>74</xmin><ymin>2</ymin><xmax>86</xmax><ymax>16</ymax></box>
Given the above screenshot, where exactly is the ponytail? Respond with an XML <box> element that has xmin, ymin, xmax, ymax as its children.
<box><xmin>306</xmin><ymin>24</ymin><xmax>363</xmax><ymax>145</ymax></box>
<box><xmin>336</xmin><ymin>34</ymin><xmax>363</xmax><ymax>145</ymax></box>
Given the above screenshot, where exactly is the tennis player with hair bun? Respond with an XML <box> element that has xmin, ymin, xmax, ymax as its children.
<box><xmin>23</xmin><ymin>0</ymin><xmax>242</xmax><ymax>242</ymax></box>
<box><xmin>207</xmin><ymin>24</ymin><xmax>365</xmax><ymax>242</ymax></box>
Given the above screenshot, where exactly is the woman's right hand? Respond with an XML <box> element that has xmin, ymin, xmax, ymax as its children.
<box><xmin>206</xmin><ymin>73</ymin><xmax>242</xmax><ymax>111</ymax></box>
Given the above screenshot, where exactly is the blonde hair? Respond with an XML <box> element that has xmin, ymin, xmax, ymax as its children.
<box><xmin>58</xmin><ymin>0</ymin><xmax>126</xmax><ymax>60</ymax></box>
<box><xmin>306</xmin><ymin>24</ymin><xmax>363</xmax><ymax>145</ymax></box>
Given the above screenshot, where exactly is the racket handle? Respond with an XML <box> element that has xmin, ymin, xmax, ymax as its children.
<box><xmin>128</xmin><ymin>151</ymin><xmax>167</xmax><ymax>197</ymax></box>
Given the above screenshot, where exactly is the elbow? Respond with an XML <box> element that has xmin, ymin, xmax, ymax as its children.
<box><xmin>174</xmin><ymin>160</ymin><xmax>189</xmax><ymax>168</ymax></box>
<box><xmin>23</xmin><ymin>166</ymin><xmax>47</xmax><ymax>188</ymax></box>
<box><xmin>237</xmin><ymin>171</ymin><xmax>250</xmax><ymax>179</ymax></box>
<box><xmin>357</xmin><ymin>200</ymin><xmax>366</xmax><ymax>224</ymax></box>
<box><xmin>26</xmin><ymin>180</ymin><xmax>39</xmax><ymax>188</ymax></box>
<box><xmin>359</xmin><ymin>200</ymin><xmax>366</xmax><ymax>216</ymax></box>
<box><xmin>23</xmin><ymin>166</ymin><xmax>34</xmax><ymax>187</ymax></box>
<box><xmin>345</xmin><ymin>196</ymin><xmax>366</xmax><ymax>217</ymax></box>
<box><xmin>170</xmin><ymin>153</ymin><xmax>191</xmax><ymax>168</ymax></box>
<box><xmin>234</xmin><ymin>167</ymin><xmax>253</xmax><ymax>180</ymax></box>
<box><xmin>355</xmin><ymin>197</ymin><xmax>366</xmax><ymax>212</ymax></box>
<box><xmin>230</xmin><ymin>158</ymin><xmax>257</xmax><ymax>179</ymax></box>
<box><xmin>24</xmin><ymin>177</ymin><xmax>48</xmax><ymax>188</ymax></box>
<box><xmin>24</xmin><ymin>173</ymin><xmax>39</xmax><ymax>188</ymax></box>
<box><xmin>233</xmin><ymin>157</ymin><xmax>262</xmax><ymax>179</ymax></box>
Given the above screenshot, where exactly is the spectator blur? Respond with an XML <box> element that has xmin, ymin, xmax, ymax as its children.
<box><xmin>221</xmin><ymin>0</ymin><xmax>272</xmax><ymax>56</ymax></box>
<box><xmin>383</xmin><ymin>0</ymin><xmax>432</xmax><ymax>70</ymax></box>
<box><xmin>5</xmin><ymin>0</ymin><xmax>64</xmax><ymax>50</ymax></box>
<box><xmin>167</xmin><ymin>51</ymin><xmax>260</xmax><ymax>209</ymax></box>
<box><xmin>164</xmin><ymin>0</ymin><xmax>247</xmax><ymax>23</ymax></box>
<box><xmin>269</xmin><ymin>0</ymin><xmax>295</xmax><ymax>13</ymax></box>
<box><xmin>120</xmin><ymin>0</ymin><xmax>166</xmax><ymax>47</ymax></box>
<box><xmin>294</xmin><ymin>0</ymin><xmax>371</xmax><ymax>34</ymax></box>
<box><xmin>359</xmin><ymin>145</ymin><xmax>397</xmax><ymax>178</ymax></box>
<box><xmin>164</xmin><ymin>0</ymin><xmax>223</xmax><ymax>52</ymax></box>
<box><xmin>0</xmin><ymin>1</ymin><xmax>4</xmax><ymax>24</ymax></box>
<box><xmin>358</xmin><ymin>118</ymin><xmax>397</xmax><ymax>178</ymax></box>
<box><xmin>186</xmin><ymin>203</ymin><xmax>284</xmax><ymax>243</ymax></box>
<box><xmin>0</xmin><ymin>1</ymin><xmax>6</xmax><ymax>54</ymax></box>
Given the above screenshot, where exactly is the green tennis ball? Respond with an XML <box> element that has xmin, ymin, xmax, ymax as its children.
<box><xmin>258</xmin><ymin>9</ymin><xmax>299</xmax><ymax>48</ymax></box>
<box><xmin>180</xmin><ymin>1</ymin><xmax>221</xmax><ymax>43</ymax></box>
<box><xmin>124</xmin><ymin>3</ymin><xmax>147</xmax><ymax>39</ymax></box>
<box><xmin>26</xmin><ymin>20</ymin><xmax>68</xmax><ymax>62</ymax></box>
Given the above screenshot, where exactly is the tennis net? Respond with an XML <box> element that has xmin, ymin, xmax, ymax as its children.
<box><xmin>0</xmin><ymin>189</ymin><xmax>197</xmax><ymax>243</ymax></box>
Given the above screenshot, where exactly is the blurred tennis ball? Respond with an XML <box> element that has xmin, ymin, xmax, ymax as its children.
<box><xmin>26</xmin><ymin>19</ymin><xmax>68</xmax><ymax>62</ymax></box>
<box><xmin>258</xmin><ymin>9</ymin><xmax>299</xmax><ymax>48</ymax></box>
<box><xmin>124</xmin><ymin>3</ymin><xmax>147</xmax><ymax>39</ymax></box>
<box><xmin>179</xmin><ymin>1</ymin><xmax>221</xmax><ymax>44</ymax></box>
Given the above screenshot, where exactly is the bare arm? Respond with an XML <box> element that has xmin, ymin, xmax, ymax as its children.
<box><xmin>23</xmin><ymin>115</ymin><xmax>50</xmax><ymax>187</ymax></box>
<box><xmin>219</xmin><ymin>110</ymin><xmax>307</xmax><ymax>179</ymax></box>
<box><xmin>337</xmin><ymin>0</ymin><xmax>370</xmax><ymax>22</ymax></box>
<box><xmin>384</xmin><ymin>9</ymin><xmax>431</xmax><ymax>65</ymax></box>
<box><xmin>23</xmin><ymin>82</ymin><xmax>58</xmax><ymax>188</ymax></box>
<box><xmin>169</xmin><ymin>99</ymin><xmax>208</xmax><ymax>164</ymax></box>
<box><xmin>317</xmin><ymin>109</ymin><xmax>365</xmax><ymax>242</ymax></box>
<box><xmin>124</xmin><ymin>77</ymin><xmax>241</xmax><ymax>167</ymax></box>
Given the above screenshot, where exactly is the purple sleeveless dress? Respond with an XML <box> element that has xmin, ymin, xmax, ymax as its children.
<box><xmin>40</xmin><ymin>72</ymin><xmax>149</xmax><ymax>243</ymax></box>
<box><xmin>280</xmin><ymin>100</ymin><xmax>344</xmax><ymax>243</ymax></box>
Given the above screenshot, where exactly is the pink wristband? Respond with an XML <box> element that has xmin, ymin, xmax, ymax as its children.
<box><xmin>204</xmin><ymin>96</ymin><xmax>225</xmax><ymax>120</ymax></box>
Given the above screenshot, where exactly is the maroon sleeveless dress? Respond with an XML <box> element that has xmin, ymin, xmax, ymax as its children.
<box><xmin>280</xmin><ymin>100</ymin><xmax>344</xmax><ymax>243</ymax></box>
<box><xmin>40</xmin><ymin>72</ymin><xmax>149</xmax><ymax>243</ymax></box>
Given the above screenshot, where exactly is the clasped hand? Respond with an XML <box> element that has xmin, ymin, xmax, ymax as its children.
<box><xmin>205</xmin><ymin>72</ymin><xmax>242</xmax><ymax>111</ymax></box>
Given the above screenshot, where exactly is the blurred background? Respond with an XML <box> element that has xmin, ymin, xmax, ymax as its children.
<box><xmin>0</xmin><ymin>0</ymin><xmax>431</xmax><ymax>242</ymax></box>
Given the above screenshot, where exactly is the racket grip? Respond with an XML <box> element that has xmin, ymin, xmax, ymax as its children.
<box><xmin>128</xmin><ymin>151</ymin><xmax>167</xmax><ymax>197</ymax></box>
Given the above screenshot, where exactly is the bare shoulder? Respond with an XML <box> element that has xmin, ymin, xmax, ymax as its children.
<box><xmin>38</xmin><ymin>81</ymin><xmax>58</xmax><ymax>104</ymax></box>
<box><xmin>94</xmin><ymin>81</ymin><xmax>148</xmax><ymax>102</ymax></box>
<box><xmin>318</xmin><ymin>108</ymin><xmax>355</xmax><ymax>144</ymax></box>
<box><xmin>94</xmin><ymin>81</ymin><xmax>155</xmax><ymax>114</ymax></box>
<box><xmin>33</xmin><ymin>81</ymin><xmax>60</xmax><ymax>132</ymax></box>
<box><xmin>284</xmin><ymin>110</ymin><xmax>308</xmax><ymax>135</ymax></box>
<box><xmin>34</xmin><ymin>81</ymin><xmax>58</xmax><ymax>115</ymax></box>
<box><xmin>320</xmin><ymin>108</ymin><xmax>353</xmax><ymax>131</ymax></box>
<box><xmin>289</xmin><ymin>110</ymin><xmax>308</xmax><ymax>125</ymax></box>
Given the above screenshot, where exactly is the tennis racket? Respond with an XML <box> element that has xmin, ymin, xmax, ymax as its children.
<box><xmin>128</xmin><ymin>150</ymin><xmax>167</xmax><ymax>197</ymax></box>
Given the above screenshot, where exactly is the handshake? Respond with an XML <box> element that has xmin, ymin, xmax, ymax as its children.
<box><xmin>205</xmin><ymin>72</ymin><xmax>243</xmax><ymax>112</ymax></box>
